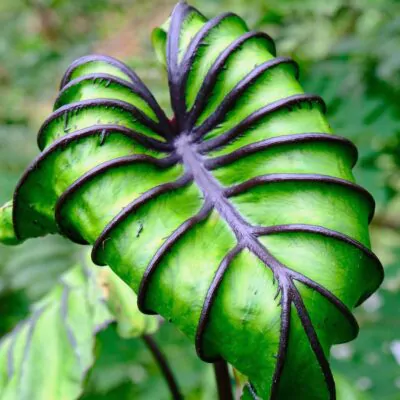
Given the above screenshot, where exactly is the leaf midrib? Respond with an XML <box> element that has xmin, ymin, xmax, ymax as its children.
<box><xmin>176</xmin><ymin>133</ymin><xmax>315</xmax><ymax>277</ymax></box>
<box><xmin>175</xmin><ymin>133</ymin><xmax>337</xmax><ymax>398</ymax></box>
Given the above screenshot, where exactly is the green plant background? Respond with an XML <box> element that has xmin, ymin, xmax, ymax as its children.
<box><xmin>0</xmin><ymin>0</ymin><xmax>399</xmax><ymax>398</ymax></box>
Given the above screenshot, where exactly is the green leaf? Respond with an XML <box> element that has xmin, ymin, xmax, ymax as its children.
<box><xmin>0</xmin><ymin>235</ymin><xmax>79</xmax><ymax>301</ymax></box>
<box><xmin>0</xmin><ymin>2</ymin><xmax>383</xmax><ymax>399</ymax></box>
<box><xmin>0</xmin><ymin>262</ymin><xmax>113</xmax><ymax>400</ymax></box>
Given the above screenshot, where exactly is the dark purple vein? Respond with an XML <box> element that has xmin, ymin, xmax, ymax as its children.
<box><xmin>243</xmin><ymin>233</ymin><xmax>342</xmax><ymax>397</ymax></box>
<box><xmin>195</xmin><ymin>245</ymin><xmax>242</xmax><ymax>361</ymax></box>
<box><xmin>179</xmin><ymin>12</ymin><xmax>236</xmax><ymax>128</ymax></box>
<box><xmin>290</xmin><ymin>282</ymin><xmax>336</xmax><ymax>399</ymax></box>
<box><xmin>192</xmin><ymin>57</ymin><xmax>298</xmax><ymax>139</ymax></box>
<box><xmin>205</xmin><ymin>133</ymin><xmax>358</xmax><ymax>169</ymax></box>
<box><xmin>254</xmin><ymin>224</ymin><xmax>379</xmax><ymax>267</ymax></box>
<box><xmin>55</xmin><ymin>73</ymin><xmax>171</xmax><ymax>131</ymax></box>
<box><xmin>55</xmin><ymin>154</ymin><xmax>179</xmax><ymax>244</ymax></box>
<box><xmin>254</xmin><ymin>223</ymin><xmax>362</xmax><ymax>339</ymax></box>
<box><xmin>167</xmin><ymin>1</ymin><xmax>192</xmax><ymax>131</ymax></box>
<box><xmin>91</xmin><ymin>172</ymin><xmax>193</xmax><ymax>266</ymax></box>
<box><xmin>137</xmin><ymin>202</ymin><xmax>213</xmax><ymax>314</ymax></box>
<box><xmin>39</xmin><ymin>125</ymin><xmax>171</xmax><ymax>158</ymax></box>
<box><xmin>60</xmin><ymin>54</ymin><xmax>141</xmax><ymax>89</ymax></box>
<box><xmin>225</xmin><ymin>173</ymin><xmax>375</xmax><ymax>222</ymax></box>
<box><xmin>291</xmin><ymin>271</ymin><xmax>359</xmax><ymax>336</ymax></box>
<box><xmin>37</xmin><ymin>99</ymin><xmax>171</xmax><ymax>150</ymax></box>
<box><xmin>254</xmin><ymin>224</ymin><xmax>383</xmax><ymax>307</ymax></box>
<box><xmin>186</xmin><ymin>31</ymin><xmax>277</xmax><ymax>130</ymax></box>
<box><xmin>198</xmin><ymin>94</ymin><xmax>326</xmax><ymax>151</ymax></box>
<box><xmin>248</xmin><ymin>229</ymin><xmax>359</xmax><ymax>339</ymax></box>
<box><xmin>12</xmin><ymin>125</ymin><xmax>172</xmax><ymax>240</ymax></box>
<box><xmin>270</xmin><ymin>285</ymin><xmax>291</xmax><ymax>399</ymax></box>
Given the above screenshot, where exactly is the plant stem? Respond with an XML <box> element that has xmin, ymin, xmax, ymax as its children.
<box><xmin>213</xmin><ymin>361</ymin><xmax>234</xmax><ymax>400</ymax></box>
<box><xmin>142</xmin><ymin>334</ymin><xmax>183</xmax><ymax>399</ymax></box>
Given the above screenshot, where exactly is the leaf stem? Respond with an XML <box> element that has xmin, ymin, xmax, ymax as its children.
<box><xmin>142</xmin><ymin>334</ymin><xmax>183</xmax><ymax>399</ymax></box>
<box><xmin>213</xmin><ymin>361</ymin><xmax>234</xmax><ymax>400</ymax></box>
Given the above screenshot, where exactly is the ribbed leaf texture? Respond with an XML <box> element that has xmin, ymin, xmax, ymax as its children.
<box><xmin>0</xmin><ymin>2</ymin><xmax>383</xmax><ymax>398</ymax></box>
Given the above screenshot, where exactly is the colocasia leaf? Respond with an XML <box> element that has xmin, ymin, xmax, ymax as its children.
<box><xmin>0</xmin><ymin>2</ymin><xmax>383</xmax><ymax>398</ymax></box>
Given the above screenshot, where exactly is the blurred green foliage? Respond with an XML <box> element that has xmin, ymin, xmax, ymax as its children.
<box><xmin>0</xmin><ymin>0</ymin><xmax>399</xmax><ymax>398</ymax></box>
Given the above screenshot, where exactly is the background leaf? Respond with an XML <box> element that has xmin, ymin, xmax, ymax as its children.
<box><xmin>98</xmin><ymin>264</ymin><xmax>159</xmax><ymax>339</ymax></box>
<box><xmin>0</xmin><ymin>262</ymin><xmax>113</xmax><ymax>400</ymax></box>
